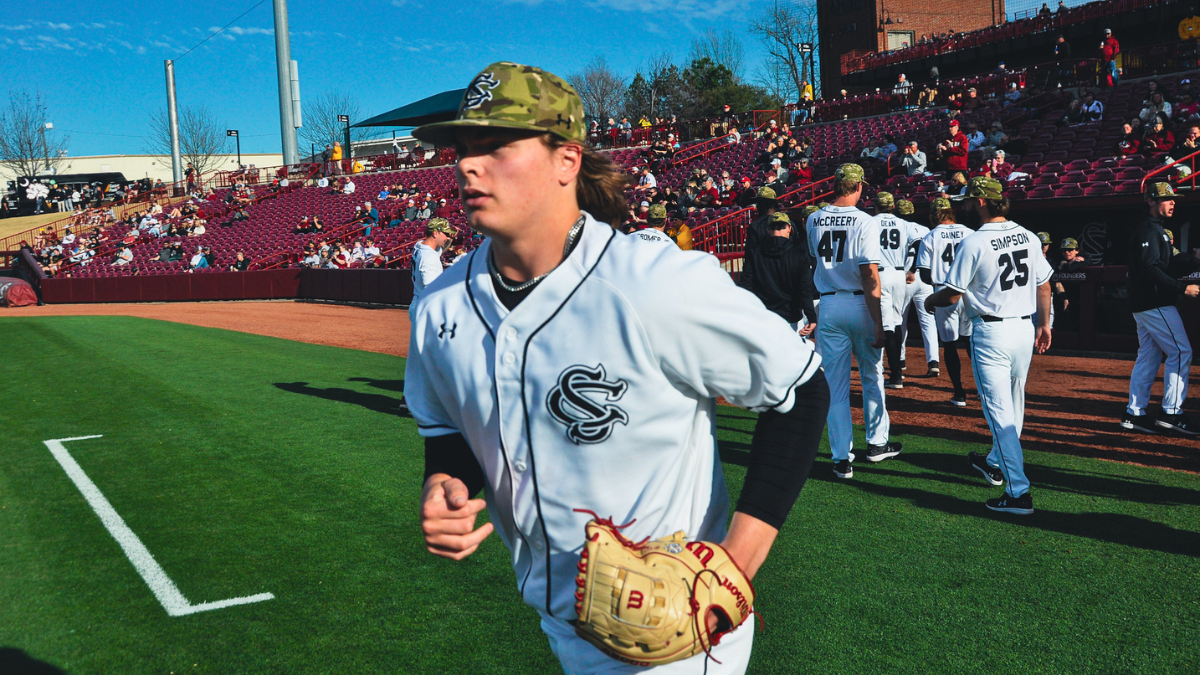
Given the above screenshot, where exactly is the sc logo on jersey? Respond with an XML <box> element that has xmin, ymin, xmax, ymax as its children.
<box><xmin>546</xmin><ymin>364</ymin><xmax>629</xmax><ymax>444</ymax></box>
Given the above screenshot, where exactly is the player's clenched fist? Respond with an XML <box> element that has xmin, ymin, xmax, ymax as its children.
<box><xmin>420</xmin><ymin>473</ymin><xmax>493</xmax><ymax>560</ymax></box>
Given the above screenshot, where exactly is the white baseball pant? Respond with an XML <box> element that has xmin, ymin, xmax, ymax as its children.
<box><xmin>901</xmin><ymin>276</ymin><xmax>938</xmax><ymax>364</ymax></box>
<box><xmin>816</xmin><ymin>293</ymin><xmax>890</xmax><ymax>460</ymax></box>
<box><xmin>1128</xmin><ymin>305</ymin><xmax>1192</xmax><ymax>416</ymax></box>
<box><xmin>541</xmin><ymin>612</ymin><xmax>754</xmax><ymax>674</ymax></box>
<box><xmin>968</xmin><ymin>317</ymin><xmax>1034</xmax><ymax>498</ymax></box>
<box><xmin>879</xmin><ymin>268</ymin><xmax>907</xmax><ymax>331</ymax></box>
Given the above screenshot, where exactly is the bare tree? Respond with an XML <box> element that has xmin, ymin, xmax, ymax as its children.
<box><xmin>688</xmin><ymin>29</ymin><xmax>746</xmax><ymax>82</ymax></box>
<box><xmin>750</xmin><ymin>1</ymin><xmax>822</xmax><ymax>100</ymax></box>
<box><xmin>298</xmin><ymin>90</ymin><xmax>371</xmax><ymax>159</ymax></box>
<box><xmin>567</xmin><ymin>56</ymin><xmax>626</xmax><ymax>122</ymax></box>
<box><xmin>147</xmin><ymin>105</ymin><xmax>229</xmax><ymax>178</ymax></box>
<box><xmin>755</xmin><ymin>56</ymin><xmax>798</xmax><ymax>105</ymax></box>
<box><xmin>0</xmin><ymin>90</ymin><xmax>70</xmax><ymax>178</ymax></box>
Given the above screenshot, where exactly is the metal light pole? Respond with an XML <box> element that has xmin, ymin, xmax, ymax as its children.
<box><xmin>272</xmin><ymin>0</ymin><xmax>299</xmax><ymax>166</ymax></box>
<box><xmin>227</xmin><ymin>129</ymin><xmax>241</xmax><ymax>167</ymax></box>
<box><xmin>164</xmin><ymin>60</ymin><xmax>183</xmax><ymax>184</ymax></box>
<box><xmin>41</xmin><ymin>122</ymin><xmax>52</xmax><ymax>171</ymax></box>
<box><xmin>339</xmin><ymin>114</ymin><xmax>351</xmax><ymax>163</ymax></box>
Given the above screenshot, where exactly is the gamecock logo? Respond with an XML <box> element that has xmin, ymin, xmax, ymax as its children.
<box><xmin>463</xmin><ymin>72</ymin><xmax>500</xmax><ymax>110</ymax></box>
<box><xmin>546</xmin><ymin>364</ymin><xmax>628</xmax><ymax>444</ymax></box>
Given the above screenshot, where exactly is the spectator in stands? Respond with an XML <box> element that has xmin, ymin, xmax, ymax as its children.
<box><xmin>938</xmin><ymin>120</ymin><xmax>970</xmax><ymax>173</ymax></box>
<box><xmin>1081</xmin><ymin>91</ymin><xmax>1104</xmax><ymax>122</ymax></box>
<box><xmin>918</xmin><ymin>85</ymin><xmax>937</xmax><ymax>107</ymax></box>
<box><xmin>301</xmin><ymin>245</ymin><xmax>320</xmax><ymax>268</ymax></box>
<box><xmin>229</xmin><ymin>252</ymin><xmax>250</xmax><ymax>272</ymax></box>
<box><xmin>343</xmin><ymin>178</ymin><xmax>356</xmax><ymax>196</ymax></box>
<box><xmin>963</xmin><ymin>88</ymin><xmax>981</xmax><ymax>111</ymax></box>
<box><xmin>416</xmin><ymin>199</ymin><xmax>433</xmax><ymax>220</ymax></box>
<box><xmin>985</xmin><ymin>150</ymin><xmax>1014</xmax><ymax>183</ymax></box>
<box><xmin>629</xmin><ymin>201</ymin><xmax>651</xmax><ymax>226</ymax></box>
<box><xmin>1177</xmin><ymin>93</ymin><xmax>1200</xmax><ymax>122</ymax></box>
<box><xmin>736</xmin><ymin>177</ymin><xmax>755</xmax><ymax>207</ymax></box>
<box><xmin>860</xmin><ymin>138</ymin><xmax>882</xmax><ymax>160</ymax></box>
<box><xmin>350</xmin><ymin>240</ymin><xmax>366</xmax><ymax>264</ymax></box>
<box><xmin>1063</xmin><ymin>98</ymin><xmax>1087</xmax><ymax>125</ymax></box>
<box><xmin>61</xmin><ymin>228</ymin><xmax>76</xmax><ymax>246</ymax></box>
<box><xmin>983</xmin><ymin>122</ymin><xmax>1010</xmax><ymax>156</ymax></box>
<box><xmin>364</xmin><ymin>202</ymin><xmax>379</xmax><ymax>235</ymax></box>
<box><xmin>619</xmin><ymin>117</ymin><xmax>632</xmax><ymax>143</ymax></box>
<box><xmin>900</xmin><ymin>141</ymin><xmax>927</xmax><ymax>176</ymax></box>
<box><xmin>791</xmin><ymin>157</ymin><xmax>813</xmax><ymax>185</ymax></box>
<box><xmin>293</xmin><ymin>216</ymin><xmax>311</xmax><ymax>234</ymax></box>
<box><xmin>679</xmin><ymin>183</ymin><xmax>698</xmax><ymax>212</ymax></box>
<box><xmin>229</xmin><ymin>206</ymin><xmax>249</xmax><ymax>224</ymax></box>
<box><xmin>155</xmin><ymin>242</ymin><xmax>173</xmax><ymax>263</ymax></box>
<box><xmin>634</xmin><ymin>166</ymin><xmax>657</xmax><ymax>193</ymax></box>
<box><xmin>946</xmin><ymin>172</ymin><xmax>969</xmax><ymax>196</ymax></box>
<box><xmin>771</xmin><ymin>159</ymin><xmax>789</xmax><ymax>186</ymax></box>
<box><xmin>364</xmin><ymin>239</ymin><xmax>381</xmax><ymax>263</ymax></box>
<box><xmin>1101</xmin><ymin>28</ymin><xmax>1120</xmax><ymax>87</ymax></box>
<box><xmin>1038</xmin><ymin>3</ymin><xmax>1051</xmax><ymax>17</ymax></box>
<box><xmin>189</xmin><ymin>246</ymin><xmax>208</xmax><ymax>270</ymax></box>
<box><xmin>331</xmin><ymin>142</ymin><xmax>344</xmax><ymax>175</ymax></box>
<box><xmin>321</xmin><ymin>144</ymin><xmax>333</xmax><ymax>176</ymax></box>
<box><xmin>402</xmin><ymin>199</ymin><xmax>418</xmax><ymax>221</ymax></box>
<box><xmin>1140</xmin><ymin>92</ymin><xmax>1173</xmax><ymax>123</ymax></box>
<box><xmin>799</xmin><ymin>136</ymin><xmax>815</xmax><ymax>160</ymax></box>
<box><xmin>1142</xmin><ymin>115</ymin><xmax>1175</xmax><ymax>155</ymax></box>
<box><xmin>1004</xmin><ymin>83</ymin><xmax>1021</xmax><ymax>108</ymax></box>
<box><xmin>169</xmin><ymin>242</ymin><xmax>184</xmax><ymax>262</ymax></box>
<box><xmin>880</xmin><ymin>134</ymin><xmax>898</xmax><ymax>158</ymax></box>
<box><xmin>894</xmin><ymin>74</ymin><xmax>912</xmax><ymax>104</ymax></box>
<box><xmin>1170</xmin><ymin>124</ymin><xmax>1200</xmax><ymax>162</ymax></box>
<box><xmin>697</xmin><ymin>177</ymin><xmax>720</xmax><ymax>209</ymax></box>
<box><xmin>946</xmin><ymin>92</ymin><xmax>963</xmax><ymax>113</ymax></box>
<box><xmin>351</xmin><ymin>158</ymin><xmax>365</xmax><ymax>174</ymax></box>
<box><xmin>966</xmin><ymin>123</ymin><xmax>986</xmax><ymax>152</ymax></box>
<box><xmin>1118</xmin><ymin>122</ymin><xmax>1142</xmax><ymax>156</ymax></box>
<box><xmin>109</xmin><ymin>243</ymin><xmax>132</xmax><ymax>267</ymax></box>
<box><xmin>434</xmin><ymin>198</ymin><xmax>453</xmax><ymax>219</ymax></box>
<box><xmin>190</xmin><ymin>220</ymin><xmax>207</xmax><ymax>236</ymax></box>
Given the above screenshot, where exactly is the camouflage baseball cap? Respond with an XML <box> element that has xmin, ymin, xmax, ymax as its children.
<box><xmin>875</xmin><ymin>191</ymin><xmax>895</xmax><ymax>208</ymax></box>
<box><xmin>932</xmin><ymin>196</ymin><xmax>952</xmax><ymax>211</ymax></box>
<box><xmin>1060</xmin><ymin>237</ymin><xmax>1079</xmax><ymax>250</ymax></box>
<box><xmin>802</xmin><ymin>204</ymin><xmax>821</xmax><ymax>218</ymax></box>
<box><xmin>965</xmin><ymin>175</ymin><xmax>1004</xmax><ymax>200</ymax></box>
<box><xmin>426</xmin><ymin>217</ymin><xmax>454</xmax><ymax>235</ymax></box>
<box><xmin>896</xmin><ymin>199</ymin><xmax>915</xmax><ymax>215</ymax></box>
<box><xmin>817</xmin><ymin>201</ymin><xmax>830</xmax><ymax>209</ymax></box>
<box><xmin>1145</xmin><ymin>181</ymin><xmax>1177</xmax><ymax>199</ymax></box>
<box><xmin>647</xmin><ymin>204</ymin><xmax>668</xmax><ymax>221</ymax></box>
<box><xmin>413</xmin><ymin>62</ymin><xmax>585</xmax><ymax>146</ymax></box>
<box><xmin>771</xmin><ymin>212</ymin><xmax>791</xmax><ymax>224</ymax></box>
<box><xmin>835</xmin><ymin>163</ymin><xmax>865</xmax><ymax>183</ymax></box>
<box><xmin>1165</xmin><ymin>228</ymin><xmax>1174</xmax><ymax>240</ymax></box>
<box><xmin>756</xmin><ymin>186</ymin><xmax>777</xmax><ymax>201</ymax></box>
<box><xmin>1037</xmin><ymin>231</ymin><xmax>1052</xmax><ymax>245</ymax></box>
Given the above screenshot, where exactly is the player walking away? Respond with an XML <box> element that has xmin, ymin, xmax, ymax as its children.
<box><xmin>407</xmin><ymin>62</ymin><xmax>830</xmax><ymax>673</ymax></box>
<box><xmin>917</xmin><ymin>197</ymin><xmax>975</xmax><ymax>405</ymax></box>
<box><xmin>896</xmin><ymin>199</ymin><xmax>940</xmax><ymax>376</ymax></box>
<box><xmin>1033</xmin><ymin>232</ymin><xmax>1059</xmax><ymax>329</ymax></box>
<box><xmin>808</xmin><ymin>163</ymin><xmax>901</xmax><ymax>479</ymax></box>
<box><xmin>1121</xmin><ymin>182</ymin><xmax>1200</xmax><ymax>435</ymax></box>
<box><xmin>410</xmin><ymin>218</ymin><xmax>454</xmax><ymax>307</ymax></box>
<box><xmin>873</xmin><ymin>192</ymin><xmax>922</xmax><ymax>389</ymax></box>
<box><xmin>740</xmin><ymin>212</ymin><xmax>818</xmax><ymax>339</ymax></box>
<box><xmin>925</xmin><ymin>177</ymin><xmax>1053</xmax><ymax>516</ymax></box>
<box><xmin>634</xmin><ymin>204</ymin><xmax>674</xmax><ymax>245</ymax></box>
<box><xmin>742</xmin><ymin>186</ymin><xmax>781</xmax><ymax>255</ymax></box>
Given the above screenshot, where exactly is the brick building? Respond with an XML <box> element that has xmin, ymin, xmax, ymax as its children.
<box><xmin>818</xmin><ymin>0</ymin><xmax>1005</xmax><ymax>94</ymax></box>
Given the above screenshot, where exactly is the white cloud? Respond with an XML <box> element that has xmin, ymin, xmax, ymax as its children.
<box><xmin>46</xmin><ymin>22</ymin><xmax>71</xmax><ymax>30</ymax></box>
<box><xmin>391</xmin><ymin>0</ymin><xmax>407</xmax><ymax>6</ymax></box>
<box><xmin>0</xmin><ymin>24</ymin><xmax>31</xmax><ymax>31</ymax></box>
<box><xmin>227</xmin><ymin>26</ymin><xmax>273</xmax><ymax>36</ymax></box>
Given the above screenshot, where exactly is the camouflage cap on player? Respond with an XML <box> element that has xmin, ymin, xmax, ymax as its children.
<box><xmin>932</xmin><ymin>196</ymin><xmax>952</xmax><ymax>211</ymax></box>
<box><xmin>896</xmin><ymin>199</ymin><xmax>915</xmax><ymax>215</ymax></box>
<box><xmin>802</xmin><ymin>204</ymin><xmax>821</xmax><ymax>218</ymax></box>
<box><xmin>1145</xmin><ymin>181</ymin><xmax>1178</xmax><ymax>200</ymax></box>
<box><xmin>413</xmin><ymin>62</ymin><xmax>585</xmax><ymax>146</ymax></box>
<box><xmin>817</xmin><ymin>201</ymin><xmax>830</xmax><ymax>208</ymax></box>
<box><xmin>770</xmin><ymin>212</ymin><xmax>791</xmax><ymax>224</ymax></box>
<box><xmin>835</xmin><ymin>163</ymin><xmax>865</xmax><ymax>183</ymax></box>
<box><xmin>756</xmin><ymin>186</ymin><xmax>777</xmax><ymax>201</ymax></box>
<box><xmin>1060</xmin><ymin>237</ymin><xmax>1079</xmax><ymax>250</ymax></box>
<box><xmin>1037</xmin><ymin>232</ymin><xmax>1052</xmax><ymax>245</ymax></box>
<box><xmin>1165</xmin><ymin>228</ymin><xmax>1174</xmax><ymax>240</ymax></box>
<box><xmin>426</xmin><ymin>217</ymin><xmax>454</xmax><ymax>235</ymax></box>
<box><xmin>647</xmin><ymin>204</ymin><xmax>668</xmax><ymax>221</ymax></box>
<box><xmin>875</xmin><ymin>191</ymin><xmax>895</xmax><ymax>208</ymax></box>
<box><xmin>965</xmin><ymin>175</ymin><xmax>1005</xmax><ymax>200</ymax></box>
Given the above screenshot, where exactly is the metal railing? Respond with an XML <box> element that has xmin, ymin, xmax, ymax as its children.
<box><xmin>690</xmin><ymin>176</ymin><xmax>836</xmax><ymax>261</ymax></box>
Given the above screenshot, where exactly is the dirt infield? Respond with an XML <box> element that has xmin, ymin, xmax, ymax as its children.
<box><xmin>5</xmin><ymin>299</ymin><xmax>1197</xmax><ymax>473</ymax></box>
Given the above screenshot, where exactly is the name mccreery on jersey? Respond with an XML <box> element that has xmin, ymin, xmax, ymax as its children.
<box><xmin>812</xmin><ymin>214</ymin><xmax>860</xmax><ymax>228</ymax></box>
<box><xmin>989</xmin><ymin>232</ymin><xmax>1031</xmax><ymax>250</ymax></box>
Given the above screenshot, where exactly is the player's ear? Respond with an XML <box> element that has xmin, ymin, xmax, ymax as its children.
<box><xmin>553</xmin><ymin>140</ymin><xmax>584</xmax><ymax>187</ymax></box>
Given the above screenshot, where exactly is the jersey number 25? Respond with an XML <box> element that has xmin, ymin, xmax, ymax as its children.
<box><xmin>998</xmin><ymin>250</ymin><xmax>1030</xmax><ymax>290</ymax></box>
<box><xmin>818</xmin><ymin>230</ymin><xmax>848</xmax><ymax>263</ymax></box>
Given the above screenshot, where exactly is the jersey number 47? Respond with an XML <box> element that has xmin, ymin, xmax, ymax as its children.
<box><xmin>818</xmin><ymin>230</ymin><xmax>848</xmax><ymax>263</ymax></box>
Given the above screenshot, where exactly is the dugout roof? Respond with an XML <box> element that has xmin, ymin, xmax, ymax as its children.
<box><xmin>354</xmin><ymin>89</ymin><xmax>465</xmax><ymax>128</ymax></box>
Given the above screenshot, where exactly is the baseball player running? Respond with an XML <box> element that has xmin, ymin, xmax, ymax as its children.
<box><xmin>807</xmin><ymin>164</ymin><xmax>902</xmax><ymax>479</ymax></box>
<box><xmin>1121</xmin><ymin>182</ymin><xmax>1200</xmax><ymax>435</ymax></box>
<box><xmin>873</xmin><ymin>192</ymin><xmax>922</xmax><ymax>389</ymax></box>
<box><xmin>916</xmin><ymin>197</ymin><xmax>974</xmax><ymax>405</ymax></box>
<box><xmin>925</xmin><ymin>177</ymin><xmax>1053</xmax><ymax>515</ymax></box>
<box><xmin>407</xmin><ymin>62</ymin><xmax>830</xmax><ymax>674</ymax></box>
<box><xmin>896</xmin><ymin>199</ymin><xmax>940</xmax><ymax>376</ymax></box>
<box><xmin>411</xmin><ymin>218</ymin><xmax>455</xmax><ymax>305</ymax></box>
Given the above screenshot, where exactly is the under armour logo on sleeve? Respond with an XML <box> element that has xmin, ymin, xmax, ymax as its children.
<box><xmin>439</xmin><ymin>322</ymin><xmax>457</xmax><ymax>339</ymax></box>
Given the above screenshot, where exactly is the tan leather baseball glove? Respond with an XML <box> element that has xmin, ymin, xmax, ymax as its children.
<box><xmin>572</xmin><ymin>515</ymin><xmax>755</xmax><ymax>667</ymax></box>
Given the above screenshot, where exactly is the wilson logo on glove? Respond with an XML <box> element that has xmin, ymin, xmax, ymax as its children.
<box><xmin>570</xmin><ymin>511</ymin><xmax>756</xmax><ymax>667</ymax></box>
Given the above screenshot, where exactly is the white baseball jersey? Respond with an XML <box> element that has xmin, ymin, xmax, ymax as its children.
<box><xmin>945</xmin><ymin>221</ymin><xmax>1054</xmax><ymax>319</ymax></box>
<box><xmin>906</xmin><ymin>223</ymin><xmax>931</xmax><ymax>272</ymax></box>
<box><xmin>411</xmin><ymin>242</ymin><xmax>444</xmax><ymax>303</ymax></box>
<box><xmin>875</xmin><ymin>213</ymin><xmax>921</xmax><ymax>270</ymax></box>
<box><xmin>807</xmin><ymin>205</ymin><xmax>882</xmax><ymax>293</ymax></box>
<box><xmin>916</xmin><ymin>223</ymin><xmax>973</xmax><ymax>285</ymax></box>
<box><xmin>405</xmin><ymin>212</ymin><xmax>821</xmax><ymax>623</ymax></box>
<box><xmin>633</xmin><ymin>227</ymin><xmax>673</xmax><ymax>245</ymax></box>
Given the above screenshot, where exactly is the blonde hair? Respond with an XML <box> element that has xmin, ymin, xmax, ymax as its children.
<box><xmin>546</xmin><ymin>136</ymin><xmax>632</xmax><ymax>228</ymax></box>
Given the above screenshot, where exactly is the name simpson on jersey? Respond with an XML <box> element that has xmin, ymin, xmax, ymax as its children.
<box><xmin>989</xmin><ymin>232</ymin><xmax>1030</xmax><ymax>250</ymax></box>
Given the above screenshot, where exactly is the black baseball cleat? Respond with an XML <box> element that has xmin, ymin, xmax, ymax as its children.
<box><xmin>833</xmin><ymin>459</ymin><xmax>854</xmax><ymax>478</ymax></box>
<box><xmin>986</xmin><ymin>491</ymin><xmax>1034</xmax><ymax>515</ymax></box>
<box><xmin>1155</xmin><ymin>413</ymin><xmax>1200</xmax><ymax>436</ymax></box>
<box><xmin>866</xmin><ymin>441</ymin><xmax>902</xmax><ymax>462</ymax></box>
<box><xmin>950</xmin><ymin>391</ymin><xmax>968</xmax><ymax>407</ymax></box>
<box><xmin>1119</xmin><ymin>413</ymin><xmax>1157</xmax><ymax>434</ymax></box>
<box><xmin>927</xmin><ymin>361</ymin><xmax>940</xmax><ymax>377</ymax></box>
<box><xmin>885</xmin><ymin>376</ymin><xmax>904</xmax><ymax>390</ymax></box>
<box><xmin>968</xmin><ymin>451</ymin><xmax>1004</xmax><ymax>486</ymax></box>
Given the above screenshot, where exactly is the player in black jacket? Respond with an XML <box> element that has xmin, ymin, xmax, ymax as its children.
<box><xmin>1121</xmin><ymin>182</ymin><xmax>1200</xmax><ymax>435</ymax></box>
<box><xmin>740</xmin><ymin>212</ymin><xmax>817</xmax><ymax>338</ymax></box>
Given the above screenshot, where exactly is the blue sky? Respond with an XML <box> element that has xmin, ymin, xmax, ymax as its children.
<box><xmin>4</xmin><ymin>0</ymin><xmax>1072</xmax><ymax>157</ymax></box>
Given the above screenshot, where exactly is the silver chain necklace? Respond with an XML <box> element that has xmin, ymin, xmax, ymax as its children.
<box><xmin>489</xmin><ymin>215</ymin><xmax>585</xmax><ymax>293</ymax></box>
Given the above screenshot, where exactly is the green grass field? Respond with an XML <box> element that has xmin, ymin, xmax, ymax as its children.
<box><xmin>1</xmin><ymin>316</ymin><xmax>1198</xmax><ymax>674</ymax></box>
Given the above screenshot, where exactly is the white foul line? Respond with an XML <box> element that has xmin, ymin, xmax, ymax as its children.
<box><xmin>43</xmin><ymin>435</ymin><xmax>274</xmax><ymax>616</ymax></box>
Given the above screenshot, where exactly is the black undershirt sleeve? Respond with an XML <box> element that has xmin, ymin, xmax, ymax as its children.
<box><xmin>919</xmin><ymin>267</ymin><xmax>933</xmax><ymax>286</ymax></box>
<box><xmin>734</xmin><ymin>369</ymin><xmax>830</xmax><ymax>530</ymax></box>
<box><xmin>424</xmin><ymin>433</ymin><xmax>486</xmax><ymax>497</ymax></box>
